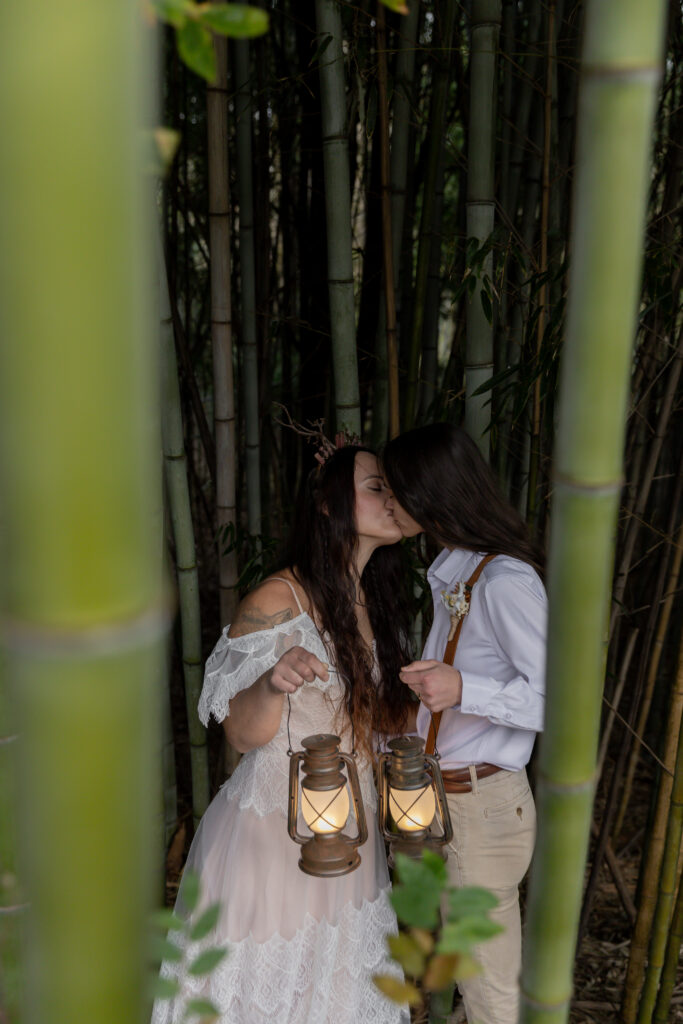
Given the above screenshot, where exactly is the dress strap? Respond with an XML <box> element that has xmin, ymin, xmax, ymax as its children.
<box><xmin>269</xmin><ymin>576</ymin><xmax>305</xmax><ymax>616</ymax></box>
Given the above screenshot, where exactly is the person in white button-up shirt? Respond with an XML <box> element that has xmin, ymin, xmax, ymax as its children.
<box><xmin>383</xmin><ymin>423</ymin><xmax>547</xmax><ymax>1024</ymax></box>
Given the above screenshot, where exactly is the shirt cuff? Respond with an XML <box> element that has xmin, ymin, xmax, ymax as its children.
<box><xmin>459</xmin><ymin>670</ymin><xmax>504</xmax><ymax>718</ymax></box>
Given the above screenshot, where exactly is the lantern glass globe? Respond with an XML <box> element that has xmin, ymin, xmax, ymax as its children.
<box><xmin>389</xmin><ymin>784</ymin><xmax>436</xmax><ymax>833</ymax></box>
<box><xmin>302</xmin><ymin>783</ymin><xmax>350</xmax><ymax>834</ymax></box>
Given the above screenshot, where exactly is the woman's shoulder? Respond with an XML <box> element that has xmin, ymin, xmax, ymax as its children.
<box><xmin>228</xmin><ymin>572</ymin><xmax>311</xmax><ymax>639</ymax></box>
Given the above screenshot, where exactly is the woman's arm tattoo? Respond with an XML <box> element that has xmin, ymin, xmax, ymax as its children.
<box><xmin>229</xmin><ymin>605</ymin><xmax>293</xmax><ymax>638</ymax></box>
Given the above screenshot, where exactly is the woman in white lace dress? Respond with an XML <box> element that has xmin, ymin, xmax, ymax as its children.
<box><xmin>152</xmin><ymin>447</ymin><xmax>414</xmax><ymax>1024</ymax></box>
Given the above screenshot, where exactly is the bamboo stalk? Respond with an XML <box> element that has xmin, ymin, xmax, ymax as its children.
<box><xmin>207</xmin><ymin>36</ymin><xmax>239</xmax><ymax>626</ymax></box>
<box><xmin>637</xmin><ymin>634</ymin><xmax>683</xmax><ymax>1023</ymax></box>
<box><xmin>596</xmin><ymin>628</ymin><xmax>639</xmax><ymax>777</ymax></box>
<box><xmin>314</xmin><ymin>0</ymin><xmax>361</xmax><ymax>436</ymax></box>
<box><xmin>620</xmin><ymin>524</ymin><xmax>683</xmax><ymax>1024</ymax></box>
<box><xmin>235</xmin><ymin>38</ymin><xmax>263</xmax><ymax>540</ymax></box>
<box><xmin>464</xmin><ymin>0</ymin><xmax>502</xmax><ymax>453</ymax></box>
<box><xmin>404</xmin><ymin>0</ymin><xmax>457</xmax><ymax>431</ymax></box>
<box><xmin>519</xmin><ymin>2</ymin><xmax>667</xmax><ymax>1020</ymax></box>
<box><xmin>159</xmin><ymin>238</ymin><xmax>210</xmax><ymax>830</ymax></box>
<box><xmin>653</xmin><ymin>803</ymin><xmax>683</xmax><ymax>1023</ymax></box>
<box><xmin>0</xmin><ymin>4</ymin><xmax>164</xmax><ymax>1023</ymax></box>
<box><xmin>377</xmin><ymin>1</ymin><xmax>400</xmax><ymax>440</ymax></box>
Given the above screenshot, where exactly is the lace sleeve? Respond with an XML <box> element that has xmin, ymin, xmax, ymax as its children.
<box><xmin>198</xmin><ymin>625</ymin><xmax>307</xmax><ymax>726</ymax></box>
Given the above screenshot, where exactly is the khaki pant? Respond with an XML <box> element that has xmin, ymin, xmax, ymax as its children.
<box><xmin>444</xmin><ymin>768</ymin><xmax>536</xmax><ymax>1024</ymax></box>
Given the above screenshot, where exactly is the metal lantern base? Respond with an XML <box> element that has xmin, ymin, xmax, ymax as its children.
<box><xmin>387</xmin><ymin>836</ymin><xmax>449</xmax><ymax>867</ymax></box>
<box><xmin>298</xmin><ymin>833</ymin><xmax>362</xmax><ymax>877</ymax></box>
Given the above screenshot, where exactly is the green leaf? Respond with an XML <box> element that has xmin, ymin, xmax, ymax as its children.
<box><xmin>437</xmin><ymin>916</ymin><xmax>504</xmax><ymax>955</ymax></box>
<box><xmin>150</xmin><ymin>936</ymin><xmax>184</xmax><ymax>964</ymax></box>
<box><xmin>188</xmin><ymin>947</ymin><xmax>228</xmax><ymax>977</ymax></box>
<box><xmin>390</xmin><ymin>854</ymin><xmax>445</xmax><ymax>929</ymax></box>
<box><xmin>150</xmin><ymin>975</ymin><xmax>181</xmax><ymax>1000</ymax></box>
<box><xmin>309</xmin><ymin>33</ymin><xmax>333</xmax><ymax>67</ymax></box>
<box><xmin>198</xmin><ymin>4</ymin><xmax>269</xmax><ymax>39</ymax></box>
<box><xmin>419</xmin><ymin>849</ymin><xmax>449</xmax><ymax>884</ymax></box>
<box><xmin>184</xmin><ymin>997</ymin><xmax>221</xmax><ymax>1021</ymax></box>
<box><xmin>480</xmin><ymin>288</ymin><xmax>493</xmax><ymax>324</ymax></box>
<box><xmin>151</xmin><ymin>0</ymin><xmax>191</xmax><ymax>28</ymax></box>
<box><xmin>190</xmin><ymin>903</ymin><xmax>221</xmax><ymax>941</ymax></box>
<box><xmin>446</xmin><ymin>887</ymin><xmax>499</xmax><ymax>921</ymax></box>
<box><xmin>372</xmin><ymin>974</ymin><xmax>421</xmax><ymax>1006</ymax></box>
<box><xmin>177</xmin><ymin>20</ymin><xmax>216</xmax><ymax>82</ymax></box>
<box><xmin>380</xmin><ymin>0</ymin><xmax>409</xmax><ymax>12</ymax></box>
<box><xmin>423</xmin><ymin>953</ymin><xmax>461</xmax><ymax>991</ymax></box>
<box><xmin>181</xmin><ymin>870</ymin><xmax>201</xmax><ymax>913</ymax></box>
<box><xmin>386</xmin><ymin>933</ymin><xmax>426</xmax><ymax>977</ymax></box>
<box><xmin>149</xmin><ymin>908</ymin><xmax>184</xmax><ymax>932</ymax></box>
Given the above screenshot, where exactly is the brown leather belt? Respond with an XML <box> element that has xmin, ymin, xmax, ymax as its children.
<box><xmin>440</xmin><ymin>763</ymin><xmax>502</xmax><ymax>793</ymax></box>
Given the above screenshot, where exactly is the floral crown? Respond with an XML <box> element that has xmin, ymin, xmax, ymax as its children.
<box><xmin>275</xmin><ymin>405</ymin><xmax>361</xmax><ymax>467</ymax></box>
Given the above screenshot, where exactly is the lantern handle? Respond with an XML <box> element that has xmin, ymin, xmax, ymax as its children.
<box><xmin>424</xmin><ymin>753</ymin><xmax>454</xmax><ymax>845</ymax></box>
<box><xmin>339</xmin><ymin>752</ymin><xmax>368</xmax><ymax>849</ymax></box>
<box><xmin>287</xmin><ymin>751</ymin><xmax>308</xmax><ymax>845</ymax></box>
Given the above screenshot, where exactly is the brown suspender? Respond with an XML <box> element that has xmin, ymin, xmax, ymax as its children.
<box><xmin>424</xmin><ymin>553</ymin><xmax>497</xmax><ymax>756</ymax></box>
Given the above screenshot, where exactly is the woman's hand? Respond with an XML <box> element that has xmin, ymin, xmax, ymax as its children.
<box><xmin>399</xmin><ymin>660</ymin><xmax>463</xmax><ymax>713</ymax></box>
<box><xmin>267</xmin><ymin>646</ymin><xmax>329</xmax><ymax>695</ymax></box>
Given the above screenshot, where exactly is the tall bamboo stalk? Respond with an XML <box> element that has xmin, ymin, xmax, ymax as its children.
<box><xmin>372</xmin><ymin>0</ymin><xmax>420</xmax><ymax>445</ymax></box>
<box><xmin>619</xmin><ymin>524</ymin><xmax>683</xmax><ymax>1024</ymax></box>
<box><xmin>404</xmin><ymin>0</ymin><xmax>457</xmax><ymax>430</ymax></box>
<box><xmin>464</xmin><ymin>0</ymin><xmax>502</xmax><ymax>454</ymax></box>
<box><xmin>637</xmin><ymin>634</ymin><xmax>683</xmax><ymax>1022</ymax></box>
<box><xmin>653</xmin><ymin>754</ymin><xmax>683</xmax><ymax>1023</ymax></box>
<box><xmin>235</xmin><ymin>38</ymin><xmax>263</xmax><ymax>540</ymax></box>
<box><xmin>159</xmin><ymin>239</ymin><xmax>210</xmax><ymax>830</ymax></box>
<box><xmin>520</xmin><ymin>2</ymin><xmax>666</xmax><ymax>1020</ymax></box>
<box><xmin>314</xmin><ymin>0</ymin><xmax>361</xmax><ymax>436</ymax></box>
<box><xmin>377</xmin><ymin>2</ymin><xmax>400</xmax><ymax>440</ymax></box>
<box><xmin>207</xmin><ymin>37</ymin><xmax>239</xmax><ymax>625</ymax></box>
<box><xmin>0</xmin><ymin>4</ymin><xmax>164</xmax><ymax>1023</ymax></box>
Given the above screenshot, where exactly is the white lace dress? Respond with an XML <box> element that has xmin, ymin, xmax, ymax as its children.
<box><xmin>151</xmin><ymin>613</ymin><xmax>408</xmax><ymax>1024</ymax></box>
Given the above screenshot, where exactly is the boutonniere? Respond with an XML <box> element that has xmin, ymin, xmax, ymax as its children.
<box><xmin>440</xmin><ymin>582</ymin><xmax>473</xmax><ymax>641</ymax></box>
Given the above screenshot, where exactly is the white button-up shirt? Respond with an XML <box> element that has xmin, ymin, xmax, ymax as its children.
<box><xmin>416</xmin><ymin>548</ymin><xmax>547</xmax><ymax>771</ymax></box>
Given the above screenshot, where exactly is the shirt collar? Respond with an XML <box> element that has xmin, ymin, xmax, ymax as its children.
<box><xmin>428</xmin><ymin>548</ymin><xmax>487</xmax><ymax>586</ymax></box>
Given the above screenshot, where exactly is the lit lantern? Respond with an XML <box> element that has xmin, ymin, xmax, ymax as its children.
<box><xmin>288</xmin><ymin>734</ymin><xmax>368</xmax><ymax>877</ymax></box>
<box><xmin>377</xmin><ymin>736</ymin><xmax>453</xmax><ymax>859</ymax></box>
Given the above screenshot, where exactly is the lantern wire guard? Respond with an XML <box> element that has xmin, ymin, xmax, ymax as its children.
<box><xmin>377</xmin><ymin>726</ymin><xmax>453</xmax><ymax>862</ymax></box>
<box><xmin>286</xmin><ymin>696</ymin><xmax>368</xmax><ymax>877</ymax></box>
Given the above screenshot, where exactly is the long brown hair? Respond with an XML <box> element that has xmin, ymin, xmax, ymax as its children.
<box><xmin>382</xmin><ymin>424</ymin><xmax>544</xmax><ymax>575</ymax></box>
<box><xmin>285</xmin><ymin>446</ymin><xmax>414</xmax><ymax>755</ymax></box>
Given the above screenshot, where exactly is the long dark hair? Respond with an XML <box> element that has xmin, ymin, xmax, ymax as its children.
<box><xmin>285</xmin><ymin>446</ymin><xmax>414</xmax><ymax>755</ymax></box>
<box><xmin>382</xmin><ymin>424</ymin><xmax>544</xmax><ymax>575</ymax></box>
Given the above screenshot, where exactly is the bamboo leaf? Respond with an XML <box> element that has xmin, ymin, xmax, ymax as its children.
<box><xmin>309</xmin><ymin>33</ymin><xmax>333</xmax><ymax>68</ymax></box>
<box><xmin>190</xmin><ymin>903</ymin><xmax>221</xmax><ymax>941</ymax></box>
<box><xmin>410</xmin><ymin>927</ymin><xmax>435</xmax><ymax>955</ymax></box>
<box><xmin>446</xmin><ymin>887</ymin><xmax>499</xmax><ymax>920</ymax></box>
<box><xmin>390</xmin><ymin>853</ymin><xmax>446</xmax><ymax>929</ymax></box>
<box><xmin>198</xmin><ymin>4</ymin><xmax>269</xmax><ymax>38</ymax></box>
<box><xmin>181</xmin><ymin>870</ymin><xmax>201</xmax><ymax>913</ymax></box>
<box><xmin>188</xmin><ymin>947</ymin><xmax>228</xmax><ymax>977</ymax></box>
<box><xmin>177</xmin><ymin>20</ymin><xmax>216</xmax><ymax>82</ymax></box>
<box><xmin>151</xmin><ymin>0</ymin><xmax>191</xmax><ymax>28</ymax></box>
<box><xmin>423</xmin><ymin>953</ymin><xmax>461</xmax><ymax>990</ymax></box>
<box><xmin>437</xmin><ymin>916</ymin><xmax>503</xmax><ymax>955</ymax></box>
<box><xmin>149</xmin><ymin>908</ymin><xmax>184</xmax><ymax>932</ymax></box>
<box><xmin>150</xmin><ymin>975</ymin><xmax>181</xmax><ymax>1000</ymax></box>
<box><xmin>386</xmin><ymin>933</ymin><xmax>426</xmax><ymax>977</ymax></box>
<box><xmin>480</xmin><ymin>288</ymin><xmax>493</xmax><ymax>324</ymax></box>
<box><xmin>372</xmin><ymin>974</ymin><xmax>421</xmax><ymax>1006</ymax></box>
<box><xmin>380</xmin><ymin>0</ymin><xmax>409</xmax><ymax>13</ymax></box>
<box><xmin>184</xmin><ymin>997</ymin><xmax>221</xmax><ymax>1021</ymax></box>
<box><xmin>150</xmin><ymin>936</ymin><xmax>183</xmax><ymax>964</ymax></box>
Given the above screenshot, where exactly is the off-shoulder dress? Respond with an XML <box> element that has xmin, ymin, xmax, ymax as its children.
<box><xmin>151</xmin><ymin>596</ymin><xmax>407</xmax><ymax>1024</ymax></box>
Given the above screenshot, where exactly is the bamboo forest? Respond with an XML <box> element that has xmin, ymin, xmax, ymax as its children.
<box><xmin>0</xmin><ymin>0</ymin><xmax>681</xmax><ymax>1022</ymax></box>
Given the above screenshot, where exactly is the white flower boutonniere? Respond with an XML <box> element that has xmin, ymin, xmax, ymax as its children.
<box><xmin>440</xmin><ymin>581</ymin><xmax>473</xmax><ymax>641</ymax></box>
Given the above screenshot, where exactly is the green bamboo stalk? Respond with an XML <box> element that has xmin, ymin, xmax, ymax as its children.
<box><xmin>235</xmin><ymin>38</ymin><xmax>263</xmax><ymax>540</ymax></box>
<box><xmin>207</xmin><ymin>36</ymin><xmax>239</xmax><ymax>625</ymax></box>
<box><xmin>653</xmin><ymin>732</ymin><xmax>683</xmax><ymax>1023</ymax></box>
<box><xmin>372</xmin><ymin>0</ymin><xmax>420</xmax><ymax>446</ymax></box>
<box><xmin>637</xmin><ymin>636</ymin><xmax>683</xmax><ymax>1022</ymax></box>
<box><xmin>404</xmin><ymin>0</ymin><xmax>457</xmax><ymax>430</ymax></box>
<box><xmin>159</xmin><ymin>238</ymin><xmax>210</xmax><ymax>830</ymax></box>
<box><xmin>464</xmin><ymin>0</ymin><xmax>502</xmax><ymax>454</ymax></box>
<box><xmin>0</xmin><ymin>4</ymin><xmax>164</xmax><ymax>1024</ymax></box>
<box><xmin>0</xmin><ymin>655</ymin><xmax>24</xmax><ymax>1021</ymax></box>
<box><xmin>314</xmin><ymin>0</ymin><xmax>361</xmax><ymax>436</ymax></box>
<box><xmin>519</xmin><ymin>2</ymin><xmax>667</xmax><ymax>1021</ymax></box>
